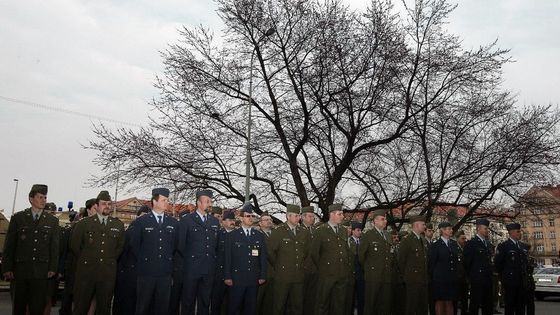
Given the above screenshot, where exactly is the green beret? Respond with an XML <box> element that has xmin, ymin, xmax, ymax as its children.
<box><xmin>30</xmin><ymin>184</ymin><xmax>48</xmax><ymax>195</ymax></box>
<box><xmin>286</xmin><ymin>204</ymin><xmax>301</xmax><ymax>214</ymax></box>
<box><xmin>97</xmin><ymin>190</ymin><xmax>112</xmax><ymax>201</ymax></box>
<box><xmin>342</xmin><ymin>220</ymin><xmax>351</xmax><ymax>227</ymax></box>
<box><xmin>328</xmin><ymin>204</ymin><xmax>343</xmax><ymax>212</ymax></box>
<box><xmin>371</xmin><ymin>209</ymin><xmax>388</xmax><ymax>218</ymax></box>
<box><xmin>409</xmin><ymin>215</ymin><xmax>426</xmax><ymax>224</ymax></box>
<box><xmin>212</xmin><ymin>206</ymin><xmax>223</xmax><ymax>215</ymax></box>
<box><xmin>301</xmin><ymin>206</ymin><xmax>314</xmax><ymax>213</ymax></box>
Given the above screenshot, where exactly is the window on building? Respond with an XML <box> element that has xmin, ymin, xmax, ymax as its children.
<box><xmin>550</xmin><ymin>231</ymin><xmax>556</xmax><ymax>239</ymax></box>
<box><xmin>534</xmin><ymin>220</ymin><xmax>543</xmax><ymax>227</ymax></box>
<box><xmin>534</xmin><ymin>208</ymin><xmax>542</xmax><ymax>214</ymax></box>
<box><xmin>552</xmin><ymin>244</ymin><xmax>557</xmax><ymax>253</ymax></box>
<box><xmin>550</xmin><ymin>218</ymin><xmax>555</xmax><ymax>227</ymax></box>
<box><xmin>534</xmin><ymin>231</ymin><xmax>544</xmax><ymax>239</ymax></box>
<box><xmin>536</xmin><ymin>244</ymin><xmax>545</xmax><ymax>253</ymax></box>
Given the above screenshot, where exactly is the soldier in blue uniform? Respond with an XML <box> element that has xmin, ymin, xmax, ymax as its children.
<box><xmin>463</xmin><ymin>218</ymin><xmax>493</xmax><ymax>315</ymax></box>
<box><xmin>349</xmin><ymin>221</ymin><xmax>364</xmax><ymax>315</ymax></box>
<box><xmin>113</xmin><ymin>204</ymin><xmax>150</xmax><ymax>315</ymax></box>
<box><xmin>494</xmin><ymin>223</ymin><xmax>527</xmax><ymax>315</ymax></box>
<box><xmin>428</xmin><ymin>221</ymin><xmax>459</xmax><ymax>315</ymax></box>
<box><xmin>224</xmin><ymin>204</ymin><xmax>267</xmax><ymax>315</ymax></box>
<box><xmin>169</xmin><ymin>210</ymin><xmax>189</xmax><ymax>315</ymax></box>
<box><xmin>179</xmin><ymin>189</ymin><xmax>220</xmax><ymax>315</ymax></box>
<box><xmin>131</xmin><ymin>188</ymin><xmax>178</xmax><ymax>314</ymax></box>
<box><xmin>211</xmin><ymin>211</ymin><xmax>237</xmax><ymax>315</ymax></box>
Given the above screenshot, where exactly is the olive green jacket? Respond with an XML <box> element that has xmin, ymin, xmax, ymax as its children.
<box><xmin>398</xmin><ymin>232</ymin><xmax>429</xmax><ymax>284</ymax></box>
<box><xmin>2</xmin><ymin>209</ymin><xmax>60</xmax><ymax>279</ymax></box>
<box><xmin>358</xmin><ymin>228</ymin><xmax>396</xmax><ymax>282</ymax></box>
<box><xmin>268</xmin><ymin>223</ymin><xmax>311</xmax><ymax>283</ymax></box>
<box><xmin>310</xmin><ymin>223</ymin><xmax>352</xmax><ymax>280</ymax></box>
<box><xmin>70</xmin><ymin>215</ymin><xmax>125</xmax><ymax>281</ymax></box>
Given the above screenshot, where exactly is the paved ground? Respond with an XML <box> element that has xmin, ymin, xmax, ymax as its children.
<box><xmin>0</xmin><ymin>292</ymin><xmax>559</xmax><ymax>314</ymax></box>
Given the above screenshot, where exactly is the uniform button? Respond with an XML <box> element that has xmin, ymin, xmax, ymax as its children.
<box><xmin>159</xmin><ymin>255</ymin><xmax>162</xmax><ymax>258</ymax></box>
<box><xmin>160</xmin><ymin>230</ymin><xmax>162</xmax><ymax>233</ymax></box>
<box><xmin>101</xmin><ymin>241</ymin><xmax>105</xmax><ymax>245</ymax></box>
<box><xmin>32</xmin><ymin>257</ymin><xmax>35</xmax><ymax>260</ymax></box>
<box><xmin>34</xmin><ymin>239</ymin><xmax>38</xmax><ymax>242</ymax></box>
<box><xmin>159</xmin><ymin>238</ymin><xmax>162</xmax><ymax>241</ymax></box>
<box><xmin>101</xmin><ymin>250</ymin><xmax>104</xmax><ymax>253</ymax></box>
<box><xmin>248</xmin><ymin>268</ymin><xmax>251</xmax><ymax>271</ymax></box>
<box><xmin>100</xmin><ymin>259</ymin><xmax>103</xmax><ymax>262</ymax></box>
<box><xmin>35</xmin><ymin>231</ymin><xmax>38</xmax><ymax>234</ymax></box>
<box><xmin>159</xmin><ymin>247</ymin><xmax>162</xmax><ymax>249</ymax></box>
<box><xmin>33</xmin><ymin>248</ymin><xmax>37</xmax><ymax>251</ymax></box>
<box><xmin>102</xmin><ymin>233</ymin><xmax>105</xmax><ymax>236</ymax></box>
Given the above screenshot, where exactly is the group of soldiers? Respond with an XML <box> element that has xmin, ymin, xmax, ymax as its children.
<box><xmin>1</xmin><ymin>184</ymin><xmax>536</xmax><ymax>315</ymax></box>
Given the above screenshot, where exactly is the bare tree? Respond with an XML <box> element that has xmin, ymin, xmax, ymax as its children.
<box><xmin>88</xmin><ymin>0</ymin><xmax>560</xmax><ymax>223</ymax></box>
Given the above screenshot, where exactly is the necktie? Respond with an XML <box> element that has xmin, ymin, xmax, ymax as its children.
<box><xmin>292</xmin><ymin>228</ymin><xmax>296</xmax><ymax>236</ymax></box>
<box><xmin>203</xmin><ymin>215</ymin><xmax>206</xmax><ymax>223</ymax></box>
<box><xmin>246</xmin><ymin>229</ymin><xmax>250</xmax><ymax>237</ymax></box>
<box><xmin>34</xmin><ymin>213</ymin><xmax>39</xmax><ymax>221</ymax></box>
<box><xmin>380</xmin><ymin>231</ymin><xmax>386</xmax><ymax>241</ymax></box>
<box><xmin>102</xmin><ymin>218</ymin><xmax>106</xmax><ymax>226</ymax></box>
<box><xmin>158</xmin><ymin>215</ymin><xmax>163</xmax><ymax>225</ymax></box>
<box><xmin>334</xmin><ymin>226</ymin><xmax>338</xmax><ymax>234</ymax></box>
<box><xmin>356</xmin><ymin>238</ymin><xmax>360</xmax><ymax>245</ymax></box>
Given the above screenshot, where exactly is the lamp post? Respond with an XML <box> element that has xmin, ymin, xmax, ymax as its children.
<box><xmin>11</xmin><ymin>178</ymin><xmax>19</xmax><ymax>216</ymax></box>
<box><xmin>111</xmin><ymin>155</ymin><xmax>120</xmax><ymax>217</ymax></box>
<box><xmin>245</xmin><ymin>27</ymin><xmax>276</xmax><ymax>204</ymax></box>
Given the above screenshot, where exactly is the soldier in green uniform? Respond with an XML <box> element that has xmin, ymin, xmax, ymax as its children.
<box><xmin>398</xmin><ymin>215</ymin><xmax>429</xmax><ymax>315</ymax></box>
<box><xmin>2</xmin><ymin>184</ymin><xmax>60</xmax><ymax>315</ymax></box>
<box><xmin>358</xmin><ymin>209</ymin><xmax>395</xmax><ymax>315</ymax></box>
<box><xmin>212</xmin><ymin>206</ymin><xmax>224</xmax><ymax>222</ymax></box>
<box><xmin>71</xmin><ymin>191</ymin><xmax>125</xmax><ymax>315</ymax></box>
<box><xmin>257</xmin><ymin>211</ymin><xmax>274</xmax><ymax>314</ymax></box>
<box><xmin>301</xmin><ymin>205</ymin><xmax>318</xmax><ymax>315</ymax></box>
<box><xmin>310</xmin><ymin>204</ymin><xmax>352</xmax><ymax>315</ymax></box>
<box><xmin>268</xmin><ymin>204</ymin><xmax>311</xmax><ymax>315</ymax></box>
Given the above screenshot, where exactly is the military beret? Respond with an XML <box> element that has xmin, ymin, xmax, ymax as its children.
<box><xmin>506</xmin><ymin>223</ymin><xmax>521</xmax><ymax>231</ymax></box>
<box><xmin>137</xmin><ymin>205</ymin><xmax>151</xmax><ymax>216</ymax></box>
<box><xmin>438</xmin><ymin>221</ymin><xmax>452</xmax><ymax>229</ymax></box>
<box><xmin>328</xmin><ymin>204</ymin><xmax>343</xmax><ymax>212</ymax></box>
<box><xmin>196</xmin><ymin>189</ymin><xmax>213</xmax><ymax>199</ymax></box>
<box><xmin>30</xmin><ymin>184</ymin><xmax>48</xmax><ymax>195</ymax></box>
<box><xmin>286</xmin><ymin>204</ymin><xmax>301</xmax><ymax>214</ymax></box>
<box><xmin>409</xmin><ymin>215</ymin><xmax>426</xmax><ymax>223</ymax></box>
<box><xmin>45</xmin><ymin>202</ymin><xmax>57</xmax><ymax>212</ymax></box>
<box><xmin>426</xmin><ymin>223</ymin><xmax>434</xmax><ymax>230</ymax></box>
<box><xmin>371</xmin><ymin>209</ymin><xmax>388</xmax><ymax>218</ymax></box>
<box><xmin>454</xmin><ymin>230</ymin><xmax>465</xmax><ymax>237</ymax></box>
<box><xmin>97</xmin><ymin>190</ymin><xmax>112</xmax><ymax>201</ymax></box>
<box><xmin>152</xmin><ymin>187</ymin><xmax>170</xmax><ymax>198</ymax></box>
<box><xmin>240</xmin><ymin>203</ymin><xmax>254</xmax><ymax>214</ymax></box>
<box><xmin>260</xmin><ymin>211</ymin><xmax>272</xmax><ymax>218</ymax></box>
<box><xmin>351</xmin><ymin>221</ymin><xmax>363</xmax><ymax>230</ymax></box>
<box><xmin>301</xmin><ymin>206</ymin><xmax>314</xmax><ymax>213</ymax></box>
<box><xmin>85</xmin><ymin>198</ymin><xmax>97</xmax><ymax>209</ymax></box>
<box><xmin>223</xmin><ymin>211</ymin><xmax>235</xmax><ymax>220</ymax></box>
<box><xmin>212</xmin><ymin>206</ymin><xmax>223</xmax><ymax>215</ymax></box>
<box><xmin>475</xmin><ymin>218</ymin><xmax>490</xmax><ymax>226</ymax></box>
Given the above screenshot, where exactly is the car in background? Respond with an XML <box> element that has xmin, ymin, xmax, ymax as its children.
<box><xmin>534</xmin><ymin>266</ymin><xmax>560</xmax><ymax>300</ymax></box>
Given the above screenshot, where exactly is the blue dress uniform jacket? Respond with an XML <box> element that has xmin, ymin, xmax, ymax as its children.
<box><xmin>224</xmin><ymin>228</ymin><xmax>268</xmax><ymax>286</ymax></box>
<box><xmin>494</xmin><ymin>239</ymin><xmax>528</xmax><ymax>314</ymax></box>
<box><xmin>131</xmin><ymin>213</ymin><xmax>178</xmax><ymax>277</ymax></box>
<box><xmin>211</xmin><ymin>228</ymin><xmax>232</xmax><ymax>315</ymax></box>
<box><xmin>428</xmin><ymin>238</ymin><xmax>459</xmax><ymax>300</ymax></box>
<box><xmin>463</xmin><ymin>236</ymin><xmax>493</xmax><ymax>315</ymax></box>
<box><xmin>113</xmin><ymin>221</ymin><xmax>139</xmax><ymax>315</ymax></box>
<box><xmin>178</xmin><ymin>211</ymin><xmax>220</xmax><ymax>315</ymax></box>
<box><xmin>178</xmin><ymin>212</ymin><xmax>220</xmax><ymax>278</ymax></box>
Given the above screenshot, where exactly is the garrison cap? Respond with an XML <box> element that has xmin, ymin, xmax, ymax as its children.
<box><xmin>97</xmin><ymin>190</ymin><xmax>112</xmax><ymax>201</ymax></box>
<box><xmin>475</xmin><ymin>218</ymin><xmax>490</xmax><ymax>226</ymax></box>
<box><xmin>454</xmin><ymin>230</ymin><xmax>465</xmax><ymax>237</ymax></box>
<box><xmin>301</xmin><ymin>206</ymin><xmax>314</xmax><ymax>213</ymax></box>
<box><xmin>85</xmin><ymin>198</ymin><xmax>97</xmax><ymax>209</ymax></box>
<box><xmin>152</xmin><ymin>187</ymin><xmax>170</xmax><ymax>198</ymax></box>
<box><xmin>351</xmin><ymin>221</ymin><xmax>363</xmax><ymax>230</ymax></box>
<box><xmin>211</xmin><ymin>206</ymin><xmax>223</xmax><ymax>215</ymax></box>
<box><xmin>438</xmin><ymin>221</ymin><xmax>452</xmax><ymax>229</ymax></box>
<box><xmin>286</xmin><ymin>204</ymin><xmax>301</xmax><ymax>214</ymax></box>
<box><xmin>137</xmin><ymin>205</ymin><xmax>151</xmax><ymax>216</ymax></box>
<box><xmin>223</xmin><ymin>211</ymin><xmax>235</xmax><ymax>220</ymax></box>
<box><xmin>30</xmin><ymin>184</ymin><xmax>48</xmax><ymax>195</ymax></box>
<box><xmin>506</xmin><ymin>223</ymin><xmax>521</xmax><ymax>231</ymax></box>
<box><xmin>328</xmin><ymin>204</ymin><xmax>343</xmax><ymax>212</ymax></box>
<box><xmin>196</xmin><ymin>189</ymin><xmax>213</xmax><ymax>199</ymax></box>
<box><xmin>409</xmin><ymin>215</ymin><xmax>426</xmax><ymax>223</ymax></box>
<box><xmin>426</xmin><ymin>222</ymin><xmax>434</xmax><ymax>230</ymax></box>
<box><xmin>240</xmin><ymin>203</ymin><xmax>254</xmax><ymax>214</ymax></box>
<box><xmin>371</xmin><ymin>209</ymin><xmax>388</xmax><ymax>218</ymax></box>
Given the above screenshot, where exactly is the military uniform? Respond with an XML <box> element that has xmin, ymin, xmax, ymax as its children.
<box><xmin>463</xmin><ymin>219</ymin><xmax>493</xmax><ymax>315</ymax></box>
<box><xmin>169</xmin><ymin>211</ymin><xmax>189</xmax><ymax>315</ymax></box>
<box><xmin>521</xmin><ymin>243</ymin><xmax>535</xmax><ymax>315</ymax></box>
<box><xmin>71</xmin><ymin>191</ymin><xmax>125</xmax><ymax>315</ymax></box>
<box><xmin>113</xmin><ymin>219</ymin><xmax>139</xmax><ymax>315</ymax></box>
<box><xmin>348</xmin><ymin>223</ymin><xmax>364</xmax><ymax>315</ymax></box>
<box><xmin>211</xmin><ymin>222</ymin><xmax>235</xmax><ymax>315</ymax></box>
<box><xmin>132</xmin><ymin>204</ymin><xmax>178</xmax><ymax>315</ymax></box>
<box><xmin>256</xmin><ymin>226</ymin><xmax>274</xmax><ymax>315</ymax></box>
<box><xmin>310</xmin><ymin>204</ymin><xmax>352</xmax><ymax>315</ymax></box>
<box><xmin>455</xmin><ymin>240</ymin><xmax>468</xmax><ymax>315</ymax></box>
<box><xmin>358</xmin><ymin>226</ymin><xmax>395</xmax><ymax>315</ymax></box>
<box><xmin>2</xmin><ymin>198</ymin><xmax>60</xmax><ymax>315</ymax></box>
<box><xmin>179</xmin><ymin>189</ymin><xmax>220</xmax><ymax>315</ymax></box>
<box><xmin>224</xmin><ymin>209</ymin><xmax>267</xmax><ymax>315</ymax></box>
<box><xmin>301</xmin><ymin>206</ymin><xmax>318</xmax><ymax>315</ymax></box>
<box><xmin>398</xmin><ymin>229</ymin><xmax>429</xmax><ymax>315</ymax></box>
<box><xmin>268</xmin><ymin>212</ymin><xmax>311</xmax><ymax>315</ymax></box>
<box><xmin>494</xmin><ymin>223</ymin><xmax>527</xmax><ymax>315</ymax></box>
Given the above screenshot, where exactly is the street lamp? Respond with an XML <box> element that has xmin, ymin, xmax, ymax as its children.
<box><xmin>245</xmin><ymin>27</ymin><xmax>276</xmax><ymax>204</ymax></box>
<box><xmin>111</xmin><ymin>155</ymin><xmax>120</xmax><ymax>217</ymax></box>
<box><xmin>11</xmin><ymin>179</ymin><xmax>19</xmax><ymax>216</ymax></box>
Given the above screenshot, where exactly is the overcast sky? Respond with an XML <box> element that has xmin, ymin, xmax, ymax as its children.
<box><xmin>1</xmin><ymin>0</ymin><xmax>559</xmax><ymax>216</ymax></box>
